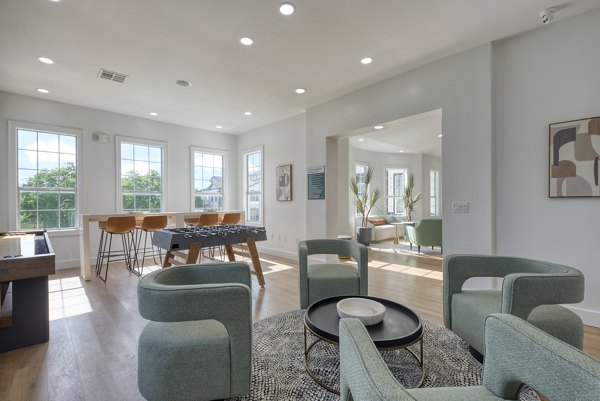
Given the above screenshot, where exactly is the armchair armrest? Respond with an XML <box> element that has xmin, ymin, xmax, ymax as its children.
<box><xmin>502</xmin><ymin>271</ymin><xmax>584</xmax><ymax>319</ymax></box>
<box><xmin>340</xmin><ymin>319</ymin><xmax>416</xmax><ymax>401</ymax></box>
<box><xmin>483</xmin><ymin>314</ymin><xmax>600</xmax><ymax>400</ymax></box>
<box><xmin>138</xmin><ymin>262</ymin><xmax>252</xmax><ymax>324</ymax></box>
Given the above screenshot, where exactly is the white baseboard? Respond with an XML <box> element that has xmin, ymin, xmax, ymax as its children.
<box><xmin>56</xmin><ymin>258</ymin><xmax>80</xmax><ymax>269</ymax></box>
<box><xmin>566</xmin><ymin>305</ymin><xmax>600</xmax><ymax>328</ymax></box>
<box><xmin>254</xmin><ymin>245</ymin><xmax>297</xmax><ymax>261</ymax></box>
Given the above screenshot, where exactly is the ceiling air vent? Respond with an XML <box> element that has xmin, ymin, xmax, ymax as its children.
<box><xmin>97</xmin><ymin>68</ymin><xmax>128</xmax><ymax>83</ymax></box>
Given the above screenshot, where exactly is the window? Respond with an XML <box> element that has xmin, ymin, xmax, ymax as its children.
<box><xmin>118</xmin><ymin>138</ymin><xmax>165</xmax><ymax>212</ymax></box>
<box><xmin>192</xmin><ymin>148</ymin><xmax>225</xmax><ymax>211</ymax></box>
<box><xmin>430</xmin><ymin>170</ymin><xmax>440</xmax><ymax>216</ymax></box>
<box><xmin>354</xmin><ymin>163</ymin><xmax>368</xmax><ymax>215</ymax></box>
<box><xmin>244</xmin><ymin>148</ymin><xmax>263</xmax><ymax>225</ymax></box>
<box><xmin>386</xmin><ymin>167</ymin><xmax>407</xmax><ymax>215</ymax></box>
<box><xmin>15</xmin><ymin>125</ymin><xmax>80</xmax><ymax>230</ymax></box>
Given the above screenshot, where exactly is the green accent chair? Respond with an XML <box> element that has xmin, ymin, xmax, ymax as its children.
<box><xmin>404</xmin><ymin>219</ymin><xmax>442</xmax><ymax>254</ymax></box>
<box><xmin>443</xmin><ymin>254</ymin><xmax>584</xmax><ymax>356</ymax></box>
<box><xmin>340</xmin><ymin>314</ymin><xmax>600</xmax><ymax>401</ymax></box>
<box><xmin>137</xmin><ymin>262</ymin><xmax>252</xmax><ymax>401</ymax></box>
<box><xmin>298</xmin><ymin>239</ymin><xmax>368</xmax><ymax>309</ymax></box>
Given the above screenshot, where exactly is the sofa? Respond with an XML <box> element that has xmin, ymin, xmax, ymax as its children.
<box><xmin>355</xmin><ymin>215</ymin><xmax>403</xmax><ymax>242</ymax></box>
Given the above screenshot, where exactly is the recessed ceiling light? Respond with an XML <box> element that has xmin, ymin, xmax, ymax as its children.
<box><xmin>360</xmin><ymin>57</ymin><xmax>373</xmax><ymax>65</ymax></box>
<box><xmin>176</xmin><ymin>80</ymin><xmax>191</xmax><ymax>87</ymax></box>
<box><xmin>437</xmin><ymin>134</ymin><xmax>443</xmax><ymax>138</ymax></box>
<box><xmin>244</xmin><ymin>111</ymin><xmax>253</xmax><ymax>116</ymax></box>
<box><xmin>279</xmin><ymin>2</ymin><xmax>295</xmax><ymax>15</ymax></box>
<box><xmin>240</xmin><ymin>37</ymin><xmax>254</xmax><ymax>46</ymax></box>
<box><xmin>295</xmin><ymin>88</ymin><xmax>307</xmax><ymax>94</ymax></box>
<box><xmin>358</xmin><ymin>138</ymin><xmax>365</xmax><ymax>142</ymax></box>
<box><xmin>38</xmin><ymin>57</ymin><xmax>54</xmax><ymax>64</ymax></box>
<box><xmin>48</xmin><ymin>0</ymin><xmax>62</xmax><ymax>2</ymax></box>
<box><xmin>216</xmin><ymin>125</ymin><xmax>223</xmax><ymax>129</ymax></box>
<box><xmin>373</xmin><ymin>125</ymin><xmax>384</xmax><ymax>130</ymax></box>
<box><xmin>36</xmin><ymin>88</ymin><xmax>49</xmax><ymax>94</ymax></box>
<box><xmin>399</xmin><ymin>150</ymin><xmax>405</xmax><ymax>153</ymax></box>
<box><xmin>149</xmin><ymin>112</ymin><xmax>158</xmax><ymax>116</ymax></box>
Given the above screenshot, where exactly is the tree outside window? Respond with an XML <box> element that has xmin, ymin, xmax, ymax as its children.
<box><xmin>17</xmin><ymin>129</ymin><xmax>78</xmax><ymax>230</ymax></box>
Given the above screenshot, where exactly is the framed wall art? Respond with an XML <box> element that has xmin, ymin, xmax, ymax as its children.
<box><xmin>276</xmin><ymin>164</ymin><xmax>292</xmax><ymax>201</ymax></box>
<box><xmin>549</xmin><ymin>116</ymin><xmax>600</xmax><ymax>197</ymax></box>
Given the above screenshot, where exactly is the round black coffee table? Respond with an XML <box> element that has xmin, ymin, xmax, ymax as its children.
<box><xmin>304</xmin><ymin>295</ymin><xmax>425</xmax><ymax>394</ymax></box>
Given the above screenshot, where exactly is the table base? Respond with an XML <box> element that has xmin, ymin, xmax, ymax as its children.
<box><xmin>303</xmin><ymin>324</ymin><xmax>425</xmax><ymax>394</ymax></box>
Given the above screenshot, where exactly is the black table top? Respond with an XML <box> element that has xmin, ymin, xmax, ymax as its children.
<box><xmin>305</xmin><ymin>296</ymin><xmax>423</xmax><ymax>348</ymax></box>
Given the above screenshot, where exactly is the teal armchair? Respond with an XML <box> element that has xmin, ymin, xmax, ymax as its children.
<box><xmin>404</xmin><ymin>219</ymin><xmax>442</xmax><ymax>254</ymax></box>
<box><xmin>137</xmin><ymin>262</ymin><xmax>252</xmax><ymax>401</ymax></box>
<box><xmin>443</xmin><ymin>254</ymin><xmax>584</xmax><ymax>355</ymax></box>
<box><xmin>298</xmin><ymin>239</ymin><xmax>368</xmax><ymax>309</ymax></box>
<box><xmin>340</xmin><ymin>314</ymin><xmax>600</xmax><ymax>401</ymax></box>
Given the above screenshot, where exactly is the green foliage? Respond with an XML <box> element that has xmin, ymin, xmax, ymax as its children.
<box><xmin>19</xmin><ymin>163</ymin><xmax>77</xmax><ymax>229</ymax></box>
<box><xmin>350</xmin><ymin>166</ymin><xmax>382</xmax><ymax>227</ymax></box>
<box><xmin>121</xmin><ymin>169</ymin><xmax>161</xmax><ymax>192</ymax></box>
<box><xmin>402</xmin><ymin>173</ymin><xmax>422</xmax><ymax>221</ymax></box>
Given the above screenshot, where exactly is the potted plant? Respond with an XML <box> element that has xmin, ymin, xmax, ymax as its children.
<box><xmin>402</xmin><ymin>173</ymin><xmax>422</xmax><ymax>222</ymax></box>
<box><xmin>350</xmin><ymin>166</ymin><xmax>382</xmax><ymax>245</ymax></box>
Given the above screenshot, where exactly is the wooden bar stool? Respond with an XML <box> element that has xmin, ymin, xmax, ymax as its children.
<box><xmin>95</xmin><ymin>220</ymin><xmax>108</xmax><ymax>277</ymax></box>
<box><xmin>197</xmin><ymin>213</ymin><xmax>219</xmax><ymax>227</ymax></box>
<box><xmin>134</xmin><ymin>215</ymin><xmax>168</xmax><ymax>274</ymax></box>
<box><xmin>219</xmin><ymin>213</ymin><xmax>241</xmax><ymax>260</ymax></box>
<box><xmin>96</xmin><ymin>216</ymin><xmax>137</xmax><ymax>282</ymax></box>
<box><xmin>196</xmin><ymin>213</ymin><xmax>219</xmax><ymax>260</ymax></box>
<box><xmin>221</xmin><ymin>212</ymin><xmax>241</xmax><ymax>225</ymax></box>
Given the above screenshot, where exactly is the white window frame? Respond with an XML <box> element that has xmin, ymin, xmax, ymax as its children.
<box><xmin>190</xmin><ymin>146</ymin><xmax>227</xmax><ymax>211</ymax></box>
<box><xmin>116</xmin><ymin>136</ymin><xmax>167</xmax><ymax>213</ymax></box>
<box><xmin>385</xmin><ymin>166</ymin><xmax>408</xmax><ymax>216</ymax></box>
<box><xmin>8</xmin><ymin>120</ymin><xmax>84</xmax><ymax>232</ymax></box>
<box><xmin>354</xmin><ymin>162</ymin><xmax>369</xmax><ymax>216</ymax></box>
<box><xmin>430</xmin><ymin>170</ymin><xmax>440</xmax><ymax>216</ymax></box>
<box><xmin>242</xmin><ymin>146</ymin><xmax>264</xmax><ymax>226</ymax></box>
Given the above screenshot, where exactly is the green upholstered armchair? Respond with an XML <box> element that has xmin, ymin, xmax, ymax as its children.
<box><xmin>298</xmin><ymin>239</ymin><xmax>368</xmax><ymax>309</ymax></box>
<box><xmin>137</xmin><ymin>262</ymin><xmax>252</xmax><ymax>401</ymax></box>
<box><xmin>443</xmin><ymin>254</ymin><xmax>584</xmax><ymax>355</ymax></box>
<box><xmin>404</xmin><ymin>219</ymin><xmax>442</xmax><ymax>254</ymax></box>
<box><xmin>340</xmin><ymin>314</ymin><xmax>600</xmax><ymax>401</ymax></box>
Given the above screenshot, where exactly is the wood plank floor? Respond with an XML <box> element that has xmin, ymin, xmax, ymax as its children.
<box><xmin>1</xmin><ymin>244</ymin><xmax>599</xmax><ymax>401</ymax></box>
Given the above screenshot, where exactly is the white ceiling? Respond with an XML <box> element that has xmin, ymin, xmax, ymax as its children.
<box><xmin>349</xmin><ymin>109</ymin><xmax>442</xmax><ymax>157</ymax></box>
<box><xmin>1</xmin><ymin>0</ymin><xmax>599</xmax><ymax>135</ymax></box>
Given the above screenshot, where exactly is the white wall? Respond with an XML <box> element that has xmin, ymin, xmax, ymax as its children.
<box><xmin>0</xmin><ymin>91</ymin><xmax>237</xmax><ymax>267</ymax></box>
<box><xmin>306</xmin><ymin>45</ymin><xmax>493</xmax><ymax>256</ymax></box>
<box><xmin>237</xmin><ymin>113</ymin><xmax>307</xmax><ymax>259</ymax></box>
<box><xmin>494</xmin><ymin>9</ymin><xmax>600</xmax><ymax>324</ymax></box>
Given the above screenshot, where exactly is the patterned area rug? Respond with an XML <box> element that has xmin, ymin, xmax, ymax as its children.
<box><xmin>229</xmin><ymin>310</ymin><xmax>539</xmax><ymax>401</ymax></box>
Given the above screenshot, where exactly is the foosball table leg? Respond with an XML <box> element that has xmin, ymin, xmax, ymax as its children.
<box><xmin>246</xmin><ymin>237</ymin><xmax>266</xmax><ymax>287</ymax></box>
<box><xmin>224</xmin><ymin>244</ymin><xmax>236</xmax><ymax>262</ymax></box>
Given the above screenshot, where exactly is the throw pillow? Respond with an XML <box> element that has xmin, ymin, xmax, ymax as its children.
<box><xmin>368</xmin><ymin>218</ymin><xmax>386</xmax><ymax>226</ymax></box>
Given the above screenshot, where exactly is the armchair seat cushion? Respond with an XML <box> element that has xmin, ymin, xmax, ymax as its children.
<box><xmin>452</xmin><ymin>290</ymin><xmax>583</xmax><ymax>353</ymax></box>
<box><xmin>307</xmin><ymin>263</ymin><xmax>360</xmax><ymax>306</ymax></box>
<box><xmin>139</xmin><ymin>319</ymin><xmax>231</xmax><ymax>401</ymax></box>
<box><xmin>451</xmin><ymin>290</ymin><xmax>500</xmax><ymax>353</ymax></box>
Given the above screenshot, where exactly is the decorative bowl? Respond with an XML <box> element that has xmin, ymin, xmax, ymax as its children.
<box><xmin>336</xmin><ymin>298</ymin><xmax>386</xmax><ymax>326</ymax></box>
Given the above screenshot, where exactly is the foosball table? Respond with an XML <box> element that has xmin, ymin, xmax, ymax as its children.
<box><xmin>152</xmin><ymin>224</ymin><xmax>268</xmax><ymax>286</ymax></box>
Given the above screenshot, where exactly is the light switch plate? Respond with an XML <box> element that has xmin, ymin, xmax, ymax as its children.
<box><xmin>452</xmin><ymin>202</ymin><xmax>469</xmax><ymax>213</ymax></box>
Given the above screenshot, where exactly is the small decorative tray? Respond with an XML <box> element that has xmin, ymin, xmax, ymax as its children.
<box><xmin>336</xmin><ymin>298</ymin><xmax>386</xmax><ymax>326</ymax></box>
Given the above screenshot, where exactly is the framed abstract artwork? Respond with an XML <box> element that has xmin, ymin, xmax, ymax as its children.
<box><xmin>549</xmin><ymin>116</ymin><xmax>600</xmax><ymax>197</ymax></box>
<box><xmin>276</xmin><ymin>164</ymin><xmax>292</xmax><ymax>201</ymax></box>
